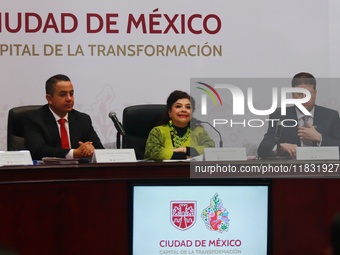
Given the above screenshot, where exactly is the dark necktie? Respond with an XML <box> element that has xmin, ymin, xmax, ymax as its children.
<box><xmin>58</xmin><ymin>119</ymin><xmax>70</xmax><ymax>149</ymax></box>
<box><xmin>301</xmin><ymin>116</ymin><xmax>313</xmax><ymax>146</ymax></box>
<box><xmin>302</xmin><ymin>116</ymin><xmax>310</xmax><ymax>127</ymax></box>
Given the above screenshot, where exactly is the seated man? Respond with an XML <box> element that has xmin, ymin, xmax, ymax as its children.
<box><xmin>24</xmin><ymin>74</ymin><xmax>104</xmax><ymax>160</ymax></box>
<box><xmin>257</xmin><ymin>72</ymin><xmax>340</xmax><ymax>159</ymax></box>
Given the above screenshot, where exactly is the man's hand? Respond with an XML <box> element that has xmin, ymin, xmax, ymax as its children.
<box><xmin>74</xmin><ymin>141</ymin><xmax>95</xmax><ymax>158</ymax></box>
<box><xmin>297</xmin><ymin>122</ymin><xmax>322</xmax><ymax>143</ymax></box>
<box><xmin>279</xmin><ymin>143</ymin><xmax>298</xmax><ymax>158</ymax></box>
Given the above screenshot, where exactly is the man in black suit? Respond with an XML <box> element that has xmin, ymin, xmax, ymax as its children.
<box><xmin>24</xmin><ymin>74</ymin><xmax>104</xmax><ymax>160</ymax></box>
<box><xmin>257</xmin><ymin>72</ymin><xmax>340</xmax><ymax>159</ymax></box>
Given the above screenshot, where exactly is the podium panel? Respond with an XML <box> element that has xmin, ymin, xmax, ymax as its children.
<box><xmin>0</xmin><ymin>161</ymin><xmax>339</xmax><ymax>255</ymax></box>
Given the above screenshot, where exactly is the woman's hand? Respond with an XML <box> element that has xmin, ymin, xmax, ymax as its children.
<box><xmin>173</xmin><ymin>147</ymin><xmax>187</xmax><ymax>153</ymax></box>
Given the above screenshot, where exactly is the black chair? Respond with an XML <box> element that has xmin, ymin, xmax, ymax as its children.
<box><xmin>7</xmin><ymin>105</ymin><xmax>41</xmax><ymax>151</ymax></box>
<box><xmin>121</xmin><ymin>104</ymin><xmax>167</xmax><ymax>160</ymax></box>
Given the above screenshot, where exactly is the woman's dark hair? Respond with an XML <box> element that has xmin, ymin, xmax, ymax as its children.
<box><xmin>159</xmin><ymin>90</ymin><xmax>195</xmax><ymax>125</ymax></box>
<box><xmin>166</xmin><ymin>90</ymin><xmax>195</xmax><ymax>111</ymax></box>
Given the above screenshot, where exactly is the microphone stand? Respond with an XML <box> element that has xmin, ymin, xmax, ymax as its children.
<box><xmin>116</xmin><ymin>132</ymin><xmax>121</xmax><ymax>149</ymax></box>
<box><xmin>116</xmin><ymin>131</ymin><xmax>127</xmax><ymax>149</ymax></box>
<box><xmin>274</xmin><ymin>137</ymin><xmax>280</xmax><ymax>155</ymax></box>
<box><xmin>108</xmin><ymin>113</ymin><xmax>126</xmax><ymax>149</ymax></box>
<box><xmin>274</xmin><ymin>122</ymin><xmax>282</xmax><ymax>155</ymax></box>
<box><xmin>194</xmin><ymin>119</ymin><xmax>223</xmax><ymax>148</ymax></box>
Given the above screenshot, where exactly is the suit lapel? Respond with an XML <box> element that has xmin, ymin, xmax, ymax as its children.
<box><xmin>43</xmin><ymin>105</ymin><xmax>62</xmax><ymax>147</ymax></box>
<box><xmin>312</xmin><ymin>105</ymin><xmax>322</xmax><ymax>131</ymax></box>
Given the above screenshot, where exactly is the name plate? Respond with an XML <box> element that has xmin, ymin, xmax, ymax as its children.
<box><xmin>92</xmin><ymin>149</ymin><xmax>137</xmax><ymax>163</ymax></box>
<box><xmin>204</xmin><ymin>147</ymin><xmax>247</xmax><ymax>161</ymax></box>
<box><xmin>296</xmin><ymin>146</ymin><xmax>339</xmax><ymax>160</ymax></box>
<box><xmin>0</xmin><ymin>150</ymin><xmax>33</xmax><ymax>166</ymax></box>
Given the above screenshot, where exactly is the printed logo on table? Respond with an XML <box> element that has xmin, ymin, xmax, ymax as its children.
<box><xmin>201</xmin><ymin>193</ymin><xmax>230</xmax><ymax>233</ymax></box>
<box><xmin>171</xmin><ymin>201</ymin><xmax>197</xmax><ymax>231</ymax></box>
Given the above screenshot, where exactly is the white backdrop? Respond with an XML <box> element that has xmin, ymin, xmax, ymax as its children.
<box><xmin>1</xmin><ymin>0</ymin><xmax>339</xmax><ymax>151</ymax></box>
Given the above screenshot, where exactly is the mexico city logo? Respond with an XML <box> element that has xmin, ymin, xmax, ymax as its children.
<box><xmin>171</xmin><ymin>201</ymin><xmax>196</xmax><ymax>231</ymax></box>
<box><xmin>201</xmin><ymin>193</ymin><xmax>230</xmax><ymax>233</ymax></box>
<box><xmin>195</xmin><ymin>82</ymin><xmax>312</xmax><ymax>128</ymax></box>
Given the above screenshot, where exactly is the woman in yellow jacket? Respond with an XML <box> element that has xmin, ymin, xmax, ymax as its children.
<box><xmin>144</xmin><ymin>90</ymin><xmax>215</xmax><ymax>160</ymax></box>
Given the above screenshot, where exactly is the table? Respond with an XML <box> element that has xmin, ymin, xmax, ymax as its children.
<box><xmin>0</xmin><ymin>161</ymin><xmax>339</xmax><ymax>255</ymax></box>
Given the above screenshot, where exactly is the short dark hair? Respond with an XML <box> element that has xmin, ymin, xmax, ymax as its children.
<box><xmin>45</xmin><ymin>74</ymin><xmax>71</xmax><ymax>96</ymax></box>
<box><xmin>158</xmin><ymin>90</ymin><xmax>195</xmax><ymax>125</ymax></box>
<box><xmin>291</xmin><ymin>72</ymin><xmax>316</xmax><ymax>90</ymax></box>
<box><xmin>166</xmin><ymin>90</ymin><xmax>195</xmax><ymax>112</ymax></box>
<box><xmin>331</xmin><ymin>212</ymin><xmax>340</xmax><ymax>255</ymax></box>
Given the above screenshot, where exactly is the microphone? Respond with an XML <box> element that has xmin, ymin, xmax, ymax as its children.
<box><xmin>193</xmin><ymin>119</ymin><xmax>223</xmax><ymax>148</ymax></box>
<box><xmin>274</xmin><ymin>121</ymin><xmax>282</xmax><ymax>152</ymax></box>
<box><xmin>108</xmin><ymin>112</ymin><xmax>126</xmax><ymax>136</ymax></box>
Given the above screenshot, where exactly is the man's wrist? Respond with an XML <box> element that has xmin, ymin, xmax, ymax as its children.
<box><xmin>65</xmin><ymin>149</ymin><xmax>74</xmax><ymax>159</ymax></box>
<box><xmin>316</xmin><ymin>134</ymin><xmax>322</xmax><ymax>146</ymax></box>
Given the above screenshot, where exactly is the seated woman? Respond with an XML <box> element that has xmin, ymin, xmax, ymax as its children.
<box><xmin>144</xmin><ymin>90</ymin><xmax>215</xmax><ymax>160</ymax></box>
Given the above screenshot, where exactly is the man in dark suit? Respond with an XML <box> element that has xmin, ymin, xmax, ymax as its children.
<box><xmin>257</xmin><ymin>72</ymin><xmax>340</xmax><ymax>159</ymax></box>
<box><xmin>24</xmin><ymin>74</ymin><xmax>104</xmax><ymax>160</ymax></box>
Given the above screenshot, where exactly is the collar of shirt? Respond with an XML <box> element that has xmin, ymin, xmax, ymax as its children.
<box><xmin>48</xmin><ymin>107</ymin><xmax>74</xmax><ymax>158</ymax></box>
<box><xmin>48</xmin><ymin>107</ymin><xmax>69</xmax><ymax>123</ymax></box>
<box><xmin>295</xmin><ymin>106</ymin><xmax>315</xmax><ymax>126</ymax></box>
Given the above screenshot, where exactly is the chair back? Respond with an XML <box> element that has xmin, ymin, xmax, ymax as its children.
<box><xmin>122</xmin><ymin>104</ymin><xmax>167</xmax><ymax>159</ymax></box>
<box><xmin>7</xmin><ymin>105</ymin><xmax>41</xmax><ymax>151</ymax></box>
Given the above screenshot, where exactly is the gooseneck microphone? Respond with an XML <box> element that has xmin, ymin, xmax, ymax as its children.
<box><xmin>274</xmin><ymin>121</ymin><xmax>282</xmax><ymax>153</ymax></box>
<box><xmin>194</xmin><ymin>119</ymin><xmax>223</xmax><ymax>148</ymax></box>
<box><xmin>108</xmin><ymin>112</ymin><xmax>126</xmax><ymax>136</ymax></box>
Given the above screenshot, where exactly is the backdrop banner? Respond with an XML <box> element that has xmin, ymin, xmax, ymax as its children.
<box><xmin>1</xmin><ymin>0</ymin><xmax>339</xmax><ymax>150</ymax></box>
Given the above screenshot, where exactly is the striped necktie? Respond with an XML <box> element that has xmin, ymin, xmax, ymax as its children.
<box><xmin>301</xmin><ymin>116</ymin><xmax>313</xmax><ymax>146</ymax></box>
